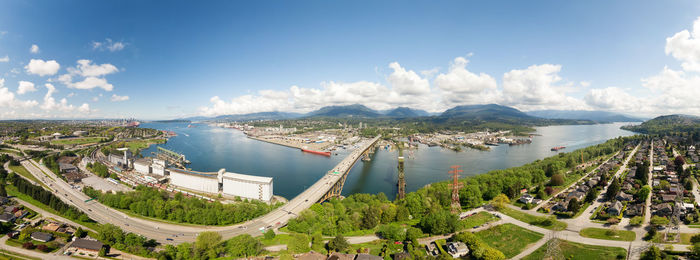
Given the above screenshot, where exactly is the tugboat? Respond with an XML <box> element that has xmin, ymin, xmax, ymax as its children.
<box><xmin>551</xmin><ymin>146</ymin><xmax>566</xmax><ymax>151</ymax></box>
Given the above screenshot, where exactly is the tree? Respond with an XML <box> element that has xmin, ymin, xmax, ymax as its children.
<box><xmin>641</xmin><ymin>245</ymin><xmax>663</xmax><ymax>260</ymax></box>
<box><xmin>75</xmin><ymin>227</ymin><xmax>87</xmax><ymax>238</ymax></box>
<box><xmin>327</xmin><ymin>234</ymin><xmax>349</xmax><ymax>252</ymax></box>
<box><xmin>377</xmin><ymin>224</ymin><xmax>406</xmax><ymax>241</ymax></box>
<box><xmin>227</xmin><ymin>234</ymin><xmax>262</xmax><ymax>258</ymax></box>
<box><xmin>288</xmin><ymin>233</ymin><xmax>310</xmax><ymax>253</ymax></box>
<box><xmin>659</xmin><ymin>180</ymin><xmax>671</xmax><ymax>190</ymax></box>
<box><xmin>606</xmin><ymin>178</ymin><xmax>620</xmax><ymax>200</ymax></box>
<box><xmin>395</xmin><ymin>206</ymin><xmax>410</xmax><ymax>221</ymax></box>
<box><xmin>420</xmin><ymin>210</ymin><xmax>457</xmax><ymax>235</ymax></box>
<box><xmin>360</xmin><ymin>206</ymin><xmax>381</xmax><ymax>229</ymax></box>
<box><xmin>311</xmin><ymin>232</ymin><xmax>324</xmax><ymax>252</ymax></box>
<box><xmin>584</xmin><ymin>188</ymin><xmax>597</xmax><ymax>203</ymax></box>
<box><xmin>490</xmin><ymin>194</ymin><xmax>510</xmax><ymax>210</ymax></box>
<box><xmin>691</xmin><ymin>234</ymin><xmax>700</xmax><ymax>244</ymax></box>
<box><xmin>651</xmin><ymin>216</ymin><xmax>670</xmax><ymax>227</ymax></box>
<box><xmin>405</xmin><ymin>227</ymin><xmax>423</xmax><ymax>244</ymax></box>
<box><xmin>567</xmin><ymin>198</ymin><xmax>580</xmax><ymax>213</ymax></box>
<box><xmin>263</xmin><ymin>229</ymin><xmax>275</xmax><ymax>240</ymax></box>
<box><xmin>482</xmin><ymin>247</ymin><xmax>506</xmax><ymax>260</ymax></box>
<box><xmin>194</xmin><ymin>231</ymin><xmax>222</xmax><ymax>259</ymax></box>
<box><xmin>629</xmin><ymin>216</ymin><xmax>643</xmax><ymax>226</ymax></box>
<box><xmin>636</xmin><ymin>185</ymin><xmax>651</xmax><ymax>202</ymax></box>
<box><xmin>550</xmin><ymin>174</ymin><xmax>564</xmax><ymax>186</ymax></box>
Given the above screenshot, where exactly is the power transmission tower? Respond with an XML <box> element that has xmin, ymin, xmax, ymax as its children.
<box><xmin>544</xmin><ymin>232</ymin><xmax>562</xmax><ymax>260</ymax></box>
<box><xmin>448</xmin><ymin>165</ymin><xmax>463</xmax><ymax>213</ymax></box>
<box><xmin>397</xmin><ymin>156</ymin><xmax>406</xmax><ymax>200</ymax></box>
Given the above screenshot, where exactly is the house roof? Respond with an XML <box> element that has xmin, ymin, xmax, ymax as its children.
<box><xmin>30</xmin><ymin>232</ymin><xmax>53</xmax><ymax>242</ymax></box>
<box><xmin>70</xmin><ymin>238</ymin><xmax>104</xmax><ymax>251</ymax></box>
<box><xmin>355</xmin><ymin>253</ymin><xmax>383</xmax><ymax>260</ymax></box>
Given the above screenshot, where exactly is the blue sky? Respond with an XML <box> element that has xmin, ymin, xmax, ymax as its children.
<box><xmin>1</xmin><ymin>1</ymin><xmax>700</xmax><ymax>119</ymax></box>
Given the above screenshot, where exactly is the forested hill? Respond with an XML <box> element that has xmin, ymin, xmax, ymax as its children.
<box><xmin>622</xmin><ymin>114</ymin><xmax>700</xmax><ymax>134</ymax></box>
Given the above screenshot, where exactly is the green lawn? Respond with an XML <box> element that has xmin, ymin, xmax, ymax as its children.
<box><xmin>8</xmin><ymin>165</ymin><xmax>47</xmax><ymax>189</ymax></box>
<box><xmin>475</xmin><ymin>223</ymin><xmax>543</xmax><ymax>258</ymax></box>
<box><xmin>50</xmin><ymin>137</ymin><xmax>106</xmax><ymax>145</ymax></box>
<box><xmin>523</xmin><ymin>239</ymin><xmax>627</xmax><ymax>260</ymax></box>
<box><xmin>651</xmin><ymin>232</ymin><xmax>693</xmax><ymax>244</ymax></box>
<box><xmin>260</xmin><ymin>234</ymin><xmax>293</xmax><ymax>246</ymax></box>
<box><xmin>498</xmin><ymin>207</ymin><xmax>567</xmax><ymax>231</ymax></box>
<box><xmin>460</xmin><ymin>211</ymin><xmax>498</xmax><ymax>230</ymax></box>
<box><xmin>0</xmin><ymin>248</ymin><xmax>41</xmax><ymax>260</ymax></box>
<box><xmin>579</xmin><ymin>227</ymin><xmax>636</xmax><ymax>241</ymax></box>
<box><xmin>0</xmin><ymin>149</ymin><xmax>20</xmax><ymax>155</ymax></box>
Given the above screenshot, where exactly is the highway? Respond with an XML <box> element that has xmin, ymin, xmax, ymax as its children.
<box><xmin>19</xmin><ymin>135</ymin><xmax>381</xmax><ymax>244</ymax></box>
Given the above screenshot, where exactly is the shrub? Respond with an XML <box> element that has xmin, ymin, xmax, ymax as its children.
<box><xmin>22</xmin><ymin>242</ymin><xmax>35</xmax><ymax>249</ymax></box>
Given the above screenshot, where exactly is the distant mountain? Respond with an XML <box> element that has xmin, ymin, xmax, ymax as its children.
<box><xmin>307</xmin><ymin>104</ymin><xmax>381</xmax><ymax>118</ymax></box>
<box><xmin>384</xmin><ymin>107</ymin><xmax>430</xmax><ymax>118</ymax></box>
<box><xmin>622</xmin><ymin>114</ymin><xmax>700</xmax><ymax>134</ymax></box>
<box><xmin>189</xmin><ymin>111</ymin><xmax>302</xmax><ymax>122</ymax></box>
<box><xmin>526</xmin><ymin>110</ymin><xmax>643</xmax><ymax>123</ymax></box>
<box><xmin>440</xmin><ymin>104</ymin><xmax>533</xmax><ymax>120</ymax></box>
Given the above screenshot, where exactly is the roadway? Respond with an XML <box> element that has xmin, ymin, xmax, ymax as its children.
<box><xmin>18</xmin><ymin>135</ymin><xmax>381</xmax><ymax>244</ymax></box>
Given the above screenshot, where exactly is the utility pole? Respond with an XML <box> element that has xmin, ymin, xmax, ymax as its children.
<box><xmin>448</xmin><ymin>165</ymin><xmax>463</xmax><ymax>213</ymax></box>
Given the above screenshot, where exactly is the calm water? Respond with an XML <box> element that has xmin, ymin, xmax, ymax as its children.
<box><xmin>140</xmin><ymin>122</ymin><xmax>637</xmax><ymax>200</ymax></box>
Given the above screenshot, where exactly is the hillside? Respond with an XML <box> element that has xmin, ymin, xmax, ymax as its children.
<box><xmin>384</xmin><ymin>107</ymin><xmax>430</xmax><ymax>117</ymax></box>
<box><xmin>621</xmin><ymin>114</ymin><xmax>700</xmax><ymax>134</ymax></box>
<box><xmin>526</xmin><ymin>110</ymin><xmax>643</xmax><ymax>123</ymax></box>
<box><xmin>307</xmin><ymin>104</ymin><xmax>381</xmax><ymax>118</ymax></box>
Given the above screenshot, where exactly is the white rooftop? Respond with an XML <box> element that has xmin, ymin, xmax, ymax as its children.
<box><xmin>223</xmin><ymin>171</ymin><xmax>273</xmax><ymax>184</ymax></box>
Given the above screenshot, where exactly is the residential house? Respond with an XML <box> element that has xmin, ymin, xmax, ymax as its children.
<box><xmin>30</xmin><ymin>232</ymin><xmax>53</xmax><ymax>242</ymax></box>
<box><xmin>355</xmin><ymin>254</ymin><xmax>383</xmax><ymax>260</ymax></box>
<box><xmin>607</xmin><ymin>201</ymin><xmax>623</xmax><ymax>216</ymax></box>
<box><xmin>519</xmin><ymin>194</ymin><xmax>534</xmax><ymax>204</ymax></box>
<box><xmin>328</xmin><ymin>252</ymin><xmax>356</xmax><ymax>260</ymax></box>
<box><xmin>0</xmin><ymin>213</ymin><xmax>15</xmax><ymax>223</ymax></box>
<box><xmin>616</xmin><ymin>192</ymin><xmax>633</xmax><ymax>202</ymax></box>
<box><xmin>67</xmin><ymin>239</ymin><xmax>104</xmax><ymax>256</ymax></box>
<box><xmin>446</xmin><ymin>242</ymin><xmax>469</xmax><ymax>258</ymax></box>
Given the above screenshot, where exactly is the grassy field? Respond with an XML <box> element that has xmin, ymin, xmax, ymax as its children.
<box><xmin>260</xmin><ymin>234</ymin><xmax>293</xmax><ymax>246</ymax></box>
<box><xmin>50</xmin><ymin>137</ymin><xmax>106</xmax><ymax>145</ymax></box>
<box><xmin>579</xmin><ymin>227</ymin><xmax>636</xmax><ymax>241</ymax></box>
<box><xmin>0</xmin><ymin>248</ymin><xmax>41</xmax><ymax>260</ymax></box>
<box><xmin>460</xmin><ymin>211</ymin><xmax>499</xmax><ymax>230</ymax></box>
<box><xmin>499</xmin><ymin>207</ymin><xmax>567</xmax><ymax>231</ymax></box>
<box><xmin>0</xmin><ymin>149</ymin><xmax>20</xmax><ymax>155</ymax></box>
<box><xmin>651</xmin><ymin>232</ymin><xmax>693</xmax><ymax>244</ymax></box>
<box><xmin>523</xmin><ymin>239</ymin><xmax>627</xmax><ymax>260</ymax></box>
<box><xmin>475</xmin><ymin>223</ymin><xmax>543</xmax><ymax>258</ymax></box>
<box><xmin>8</xmin><ymin>165</ymin><xmax>47</xmax><ymax>189</ymax></box>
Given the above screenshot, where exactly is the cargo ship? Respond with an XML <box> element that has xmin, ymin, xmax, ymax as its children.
<box><xmin>301</xmin><ymin>148</ymin><xmax>331</xmax><ymax>157</ymax></box>
<box><xmin>551</xmin><ymin>146</ymin><xmax>566</xmax><ymax>151</ymax></box>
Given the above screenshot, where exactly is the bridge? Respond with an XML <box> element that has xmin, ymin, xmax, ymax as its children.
<box><xmin>318</xmin><ymin>135</ymin><xmax>381</xmax><ymax>202</ymax></box>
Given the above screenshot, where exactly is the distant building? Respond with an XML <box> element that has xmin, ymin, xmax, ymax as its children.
<box><xmin>133</xmin><ymin>158</ymin><xmax>152</xmax><ymax>175</ymax></box>
<box><xmin>168</xmin><ymin>168</ymin><xmax>274</xmax><ymax>201</ymax></box>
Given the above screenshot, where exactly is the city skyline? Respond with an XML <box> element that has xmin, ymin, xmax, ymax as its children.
<box><xmin>2</xmin><ymin>1</ymin><xmax>700</xmax><ymax>119</ymax></box>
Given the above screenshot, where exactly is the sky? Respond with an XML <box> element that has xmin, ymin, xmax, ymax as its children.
<box><xmin>2</xmin><ymin>1</ymin><xmax>700</xmax><ymax>120</ymax></box>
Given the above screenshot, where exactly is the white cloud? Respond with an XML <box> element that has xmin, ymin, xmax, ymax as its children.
<box><xmin>665</xmin><ymin>17</ymin><xmax>700</xmax><ymax>72</ymax></box>
<box><xmin>584</xmin><ymin>87</ymin><xmax>642</xmax><ymax>112</ymax></box>
<box><xmin>387</xmin><ymin>62</ymin><xmax>431</xmax><ymax>96</ymax></box>
<box><xmin>434</xmin><ymin>57</ymin><xmax>497</xmax><ymax>95</ymax></box>
<box><xmin>25</xmin><ymin>59</ymin><xmax>60</xmax><ymax>76</ymax></box>
<box><xmin>0</xmin><ymin>78</ymin><xmax>38</xmax><ymax>109</ymax></box>
<box><xmin>0</xmin><ymin>55</ymin><xmax>8</xmax><ymax>62</ymax></box>
<box><xmin>58</xmin><ymin>60</ymin><xmax>118</xmax><ymax>91</ymax></box>
<box><xmin>110</xmin><ymin>94</ymin><xmax>129</xmax><ymax>102</ymax></box>
<box><xmin>39</xmin><ymin>83</ymin><xmax>91</xmax><ymax>115</ymax></box>
<box><xmin>30</xmin><ymin>44</ymin><xmax>39</xmax><ymax>54</ymax></box>
<box><xmin>92</xmin><ymin>38</ymin><xmax>126</xmax><ymax>52</ymax></box>
<box><xmin>17</xmin><ymin>81</ymin><xmax>36</xmax><ymax>94</ymax></box>
<box><xmin>502</xmin><ymin>64</ymin><xmax>587</xmax><ymax>110</ymax></box>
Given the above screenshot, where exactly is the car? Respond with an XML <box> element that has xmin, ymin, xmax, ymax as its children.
<box><xmin>473</xmin><ymin>226</ymin><xmax>479</xmax><ymax>229</ymax></box>
<box><xmin>87</xmin><ymin>209</ymin><xmax>92</xmax><ymax>211</ymax></box>
<box><xmin>125</xmin><ymin>224</ymin><xmax>129</xmax><ymax>226</ymax></box>
<box><xmin>166</xmin><ymin>238</ymin><xmax>174</xmax><ymax>241</ymax></box>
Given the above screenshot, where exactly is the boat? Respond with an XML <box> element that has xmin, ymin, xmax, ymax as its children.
<box><xmin>551</xmin><ymin>146</ymin><xmax>566</xmax><ymax>151</ymax></box>
<box><xmin>301</xmin><ymin>149</ymin><xmax>331</xmax><ymax>157</ymax></box>
<box><xmin>485</xmin><ymin>141</ymin><xmax>499</xmax><ymax>146</ymax></box>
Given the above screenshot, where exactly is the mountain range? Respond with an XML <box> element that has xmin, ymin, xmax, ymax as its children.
<box><xmin>621</xmin><ymin>114</ymin><xmax>700</xmax><ymax>134</ymax></box>
<box><xmin>526</xmin><ymin>110</ymin><xmax>643</xmax><ymax>123</ymax></box>
<box><xmin>182</xmin><ymin>104</ymin><xmax>640</xmax><ymax>124</ymax></box>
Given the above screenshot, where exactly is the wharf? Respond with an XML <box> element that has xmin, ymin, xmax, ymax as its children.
<box><xmin>248</xmin><ymin>135</ymin><xmax>330</xmax><ymax>151</ymax></box>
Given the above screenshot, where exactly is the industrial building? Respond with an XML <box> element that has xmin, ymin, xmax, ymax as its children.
<box><xmin>168</xmin><ymin>168</ymin><xmax>220</xmax><ymax>194</ymax></box>
<box><xmin>133</xmin><ymin>158</ymin><xmax>151</xmax><ymax>174</ymax></box>
<box><xmin>222</xmin><ymin>171</ymin><xmax>273</xmax><ymax>201</ymax></box>
<box><xmin>108</xmin><ymin>148</ymin><xmax>132</xmax><ymax>168</ymax></box>
<box><xmin>151</xmin><ymin>159</ymin><xmax>166</xmax><ymax>175</ymax></box>
<box><xmin>167</xmin><ymin>168</ymin><xmax>273</xmax><ymax>201</ymax></box>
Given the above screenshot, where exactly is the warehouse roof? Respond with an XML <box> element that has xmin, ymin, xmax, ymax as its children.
<box><xmin>168</xmin><ymin>168</ymin><xmax>217</xmax><ymax>178</ymax></box>
<box><xmin>133</xmin><ymin>158</ymin><xmax>151</xmax><ymax>166</ymax></box>
<box><xmin>223</xmin><ymin>172</ymin><xmax>273</xmax><ymax>184</ymax></box>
